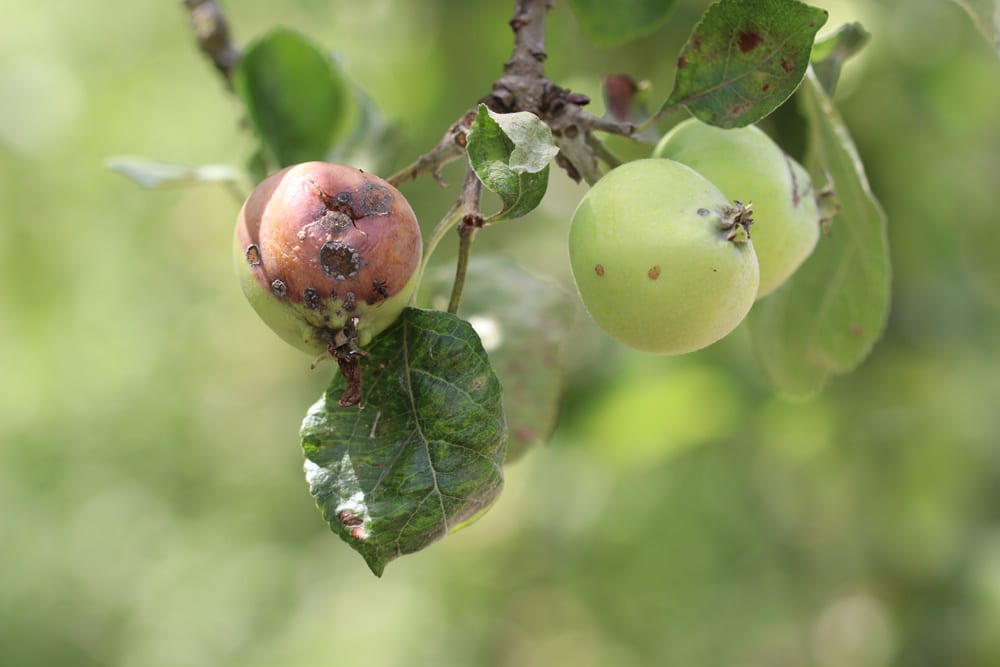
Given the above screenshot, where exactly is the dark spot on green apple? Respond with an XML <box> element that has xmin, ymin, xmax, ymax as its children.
<box><xmin>304</xmin><ymin>287</ymin><xmax>322</xmax><ymax>309</ymax></box>
<box><xmin>343</xmin><ymin>292</ymin><xmax>357</xmax><ymax>312</ymax></box>
<box><xmin>271</xmin><ymin>279</ymin><xmax>287</xmax><ymax>297</ymax></box>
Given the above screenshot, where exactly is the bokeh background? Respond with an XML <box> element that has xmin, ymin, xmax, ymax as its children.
<box><xmin>3</xmin><ymin>1</ymin><xmax>1000</xmax><ymax>665</ymax></box>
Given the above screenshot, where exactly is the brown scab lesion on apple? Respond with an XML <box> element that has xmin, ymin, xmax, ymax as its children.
<box><xmin>319</xmin><ymin>241</ymin><xmax>361</xmax><ymax>280</ymax></box>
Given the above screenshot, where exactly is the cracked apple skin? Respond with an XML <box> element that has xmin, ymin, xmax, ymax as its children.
<box><xmin>569</xmin><ymin>159</ymin><xmax>759</xmax><ymax>355</ymax></box>
<box><xmin>235</xmin><ymin>162</ymin><xmax>422</xmax><ymax>355</ymax></box>
<box><xmin>654</xmin><ymin>119</ymin><xmax>820</xmax><ymax>298</ymax></box>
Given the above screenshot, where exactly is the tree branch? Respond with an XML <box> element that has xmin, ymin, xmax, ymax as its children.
<box><xmin>184</xmin><ymin>0</ymin><xmax>240</xmax><ymax>88</ymax></box>
<box><xmin>392</xmin><ymin>0</ymin><xmax>641</xmax><ymax>191</ymax></box>
<box><xmin>387</xmin><ymin>111</ymin><xmax>475</xmax><ymax>188</ymax></box>
<box><xmin>504</xmin><ymin>0</ymin><xmax>552</xmax><ymax>79</ymax></box>
<box><xmin>391</xmin><ymin>1</ymin><xmax>557</xmax><ymax>190</ymax></box>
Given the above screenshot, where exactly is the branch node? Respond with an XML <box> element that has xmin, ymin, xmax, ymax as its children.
<box><xmin>184</xmin><ymin>0</ymin><xmax>240</xmax><ymax>88</ymax></box>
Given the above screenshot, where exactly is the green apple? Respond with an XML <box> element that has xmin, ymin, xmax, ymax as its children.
<box><xmin>569</xmin><ymin>159</ymin><xmax>759</xmax><ymax>355</ymax></box>
<box><xmin>654</xmin><ymin>119</ymin><xmax>820</xmax><ymax>298</ymax></box>
<box><xmin>235</xmin><ymin>162</ymin><xmax>422</xmax><ymax>355</ymax></box>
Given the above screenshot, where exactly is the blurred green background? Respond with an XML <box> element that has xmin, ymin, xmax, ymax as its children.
<box><xmin>3</xmin><ymin>1</ymin><xmax>1000</xmax><ymax>665</ymax></box>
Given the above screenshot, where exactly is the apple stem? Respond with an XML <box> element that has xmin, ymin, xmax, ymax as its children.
<box><xmin>448</xmin><ymin>179</ymin><xmax>485</xmax><ymax>315</ymax></box>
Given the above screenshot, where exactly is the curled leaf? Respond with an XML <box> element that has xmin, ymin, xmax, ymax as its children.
<box><xmin>466</xmin><ymin>105</ymin><xmax>558</xmax><ymax>222</ymax></box>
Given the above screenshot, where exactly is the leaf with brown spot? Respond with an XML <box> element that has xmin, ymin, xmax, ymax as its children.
<box><xmin>661</xmin><ymin>0</ymin><xmax>828</xmax><ymax>128</ymax></box>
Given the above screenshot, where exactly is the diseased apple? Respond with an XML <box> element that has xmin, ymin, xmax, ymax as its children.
<box><xmin>235</xmin><ymin>162</ymin><xmax>421</xmax><ymax>355</ymax></box>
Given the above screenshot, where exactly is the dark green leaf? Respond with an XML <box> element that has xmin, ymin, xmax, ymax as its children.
<box><xmin>107</xmin><ymin>157</ymin><xmax>244</xmax><ymax>189</ymax></box>
<box><xmin>301</xmin><ymin>308</ymin><xmax>507</xmax><ymax>576</ymax></box>
<box><xmin>663</xmin><ymin>0</ymin><xmax>828</xmax><ymax>128</ymax></box>
<box><xmin>567</xmin><ymin>0</ymin><xmax>677</xmax><ymax>47</ymax></box>
<box><xmin>811</xmin><ymin>22</ymin><xmax>871</xmax><ymax>95</ymax></box>
<box><xmin>466</xmin><ymin>104</ymin><xmax>558</xmax><ymax>222</ymax></box>
<box><xmin>420</xmin><ymin>256</ymin><xmax>576</xmax><ymax>463</ymax></box>
<box><xmin>949</xmin><ymin>0</ymin><xmax>1000</xmax><ymax>56</ymax></box>
<box><xmin>750</xmin><ymin>69</ymin><xmax>891</xmax><ymax>398</ymax></box>
<box><xmin>233</xmin><ymin>28</ymin><xmax>349</xmax><ymax>167</ymax></box>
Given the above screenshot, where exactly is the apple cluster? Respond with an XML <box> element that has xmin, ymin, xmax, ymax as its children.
<box><xmin>234</xmin><ymin>121</ymin><xmax>820</xmax><ymax>364</ymax></box>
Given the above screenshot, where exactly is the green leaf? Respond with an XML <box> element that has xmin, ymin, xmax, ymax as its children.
<box><xmin>420</xmin><ymin>256</ymin><xmax>576</xmax><ymax>463</ymax></box>
<box><xmin>466</xmin><ymin>104</ymin><xmax>558</xmax><ymax>222</ymax></box>
<box><xmin>949</xmin><ymin>0</ymin><xmax>1000</xmax><ymax>56</ymax></box>
<box><xmin>301</xmin><ymin>308</ymin><xmax>507</xmax><ymax>576</ymax></box>
<box><xmin>750</xmin><ymin>69</ymin><xmax>891</xmax><ymax>398</ymax></box>
<box><xmin>663</xmin><ymin>0</ymin><xmax>828</xmax><ymax>128</ymax></box>
<box><xmin>107</xmin><ymin>157</ymin><xmax>244</xmax><ymax>189</ymax></box>
<box><xmin>811</xmin><ymin>22</ymin><xmax>871</xmax><ymax>95</ymax></box>
<box><xmin>567</xmin><ymin>0</ymin><xmax>677</xmax><ymax>47</ymax></box>
<box><xmin>233</xmin><ymin>28</ymin><xmax>349</xmax><ymax>167</ymax></box>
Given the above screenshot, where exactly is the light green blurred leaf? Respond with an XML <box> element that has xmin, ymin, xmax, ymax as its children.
<box><xmin>567</xmin><ymin>0</ymin><xmax>677</xmax><ymax>47</ymax></box>
<box><xmin>301</xmin><ymin>308</ymin><xmax>506</xmax><ymax>576</ymax></box>
<box><xmin>107</xmin><ymin>157</ymin><xmax>245</xmax><ymax>189</ymax></box>
<box><xmin>949</xmin><ymin>0</ymin><xmax>1000</xmax><ymax>55</ymax></box>
<box><xmin>329</xmin><ymin>83</ymin><xmax>404</xmax><ymax>176</ymax></box>
<box><xmin>579</xmin><ymin>364</ymin><xmax>746</xmax><ymax>469</ymax></box>
<box><xmin>466</xmin><ymin>104</ymin><xmax>557</xmax><ymax>222</ymax></box>
<box><xmin>421</xmin><ymin>256</ymin><xmax>575</xmax><ymax>463</ymax></box>
<box><xmin>811</xmin><ymin>22</ymin><xmax>871</xmax><ymax>95</ymax></box>
<box><xmin>750</xmin><ymin>68</ymin><xmax>891</xmax><ymax>398</ymax></box>
<box><xmin>662</xmin><ymin>0</ymin><xmax>828</xmax><ymax>127</ymax></box>
<box><xmin>234</xmin><ymin>28</ymin><xmax>349</xmax><ymax>167</ymax></box>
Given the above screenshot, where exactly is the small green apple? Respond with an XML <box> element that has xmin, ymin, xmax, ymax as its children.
<box><xmin>569</xmin><ymin>159</ymin><xmax>759</xmax><ymax>355</ymax></box>
<box><xmin>235</xmin><ymin>162</ymin><xmax>422</xmax><ymax>355</ymax></box>
<box><xmin>654</xmin><ymin>119</ymin><xmax>820</xmax><ymax>298</ymax></box>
